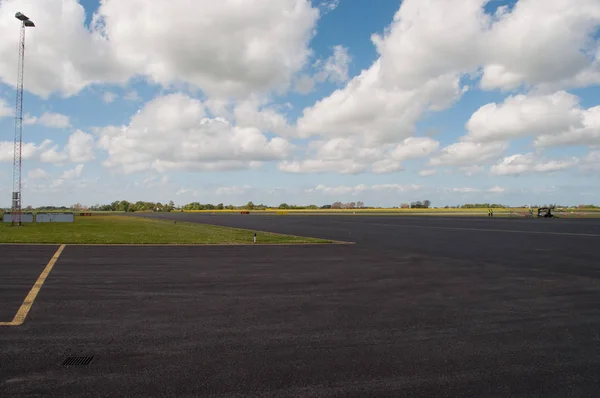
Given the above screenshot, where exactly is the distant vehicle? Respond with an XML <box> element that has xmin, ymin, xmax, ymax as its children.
<box><xmin>537</xmin><ymin>207</ymin><xmax>555</xmax><ymax>218</ymax></box>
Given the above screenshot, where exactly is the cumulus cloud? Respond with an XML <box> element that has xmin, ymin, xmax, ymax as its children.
<box><xmin>0</xmin><ymin>98</ymin><xmax>12</xmax><ymax>118</ymax></box>
<box><xmin>103</xmin><ymin>91</ymin><xmax>117</xmax><ymax>103</ymax></box>
<box><xmin>446</xmin><ymin>187</ymin><xmax>480</xmax><ymax>193</ymax></box>
<box><xmin>310</xmin><ymin>184</ymin><xmax>369</xmax><ymax>196</ymax></box>
<box><xmin>97</xmin><ymin>93</ymin><xmax>293</xmax><ymax>174</ymax></box>
<box><xmin>419</xmin><ymin>169</ymin><xmax>437</xmax><ymax>177</ymax></box>
<box><xmin>280</xmin><ymin>136</ymin><xmax>439</xmax><ymax>174</ymax></box>
<box><xmin>465</xmin><ymin>91</ymin><xmax>583</xmax><ymax>142</ymax></box>
<box><xmin>490</xmin><ymin>153</ymin><xmax>580</xmax><ymax>176</ymax></box>
<box><xmin>480</xmin><ymin>0</ymin><xmax>600</xmax><ymax>91</ymax></box>
<box><xmin>24</xmin><ymin>112</ymin><xmax>71</xmax><ymax>128</ymax></box>
<box><xmin>67</xmin><ymin>130</ymin><xmax>96</xmax><ymax>162</ymax></box>
<box><xmin>125</xmin><ymin>90</ymin><xmax>141</xmax><ymax>102</ymax></box>
<box><xmin>0</xmin><ymin>130</ymin><xmax>95</xmax><ymax>165</ymax></box>
<box><xmin>294</xmin><ymin>45</ymin><xmax>352</xmax><ymax>93</ymax></box>
<box><xmin>0</xmin><ymin>140</ymin><xmax>51</xmax><ymax>163</ymax></box>
<box><xmin>463</xmin><ymin>91</ymin><xmax>600</xmax><ymax>147</ymax></box>
<box><xmin>233</xmin><ymin>100</ymin><xmax>295</xmax><ymax>137</ymax></box>
<box><xmin>60</xmin><ymin>164</ymin><xmax>84</xmax><ymax>179</ymax></box>
<box><xmin>216</xmin><ymin>186</ymin><xmax>251</xmax><ymax>196</ymax></box>
<box><xmin>296</xmin><ymin>0</ymin><xmax>600</xmax><ymax>156</ymax></box>
<box><xmin>27</xmin><ymin>168</ymin><xmax>49</xmax><ymax>180</ymax></box>
<box><xmin>0</xmin><ymin>0</ymin><xmax>320</xmax><ymax>99</ymax></box>
<box><xmin>487</xmin><ymin>186</ymin><xmax>505</xmax><ymax>193</ymax></box>
<box><xmin>429</xmin><ymin>141</ymin><xmax>508</xmax><ymax>167</ymax></box>
<box><xmin>581</xmin><ymin>150</ymin><xmax>600</xmax><ymax>172</ymax></box>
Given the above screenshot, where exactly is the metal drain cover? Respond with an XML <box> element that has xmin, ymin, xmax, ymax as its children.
<box><xmin>61</xmin><ymin>356</ymin><xmax>94</xmax><ymax>366</ymax></box>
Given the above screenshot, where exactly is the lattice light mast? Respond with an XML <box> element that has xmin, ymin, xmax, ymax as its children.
<box><xmin>11</xmin><ymin>12</ymin><xmax>35</xmax><ymax>226</ymax></box>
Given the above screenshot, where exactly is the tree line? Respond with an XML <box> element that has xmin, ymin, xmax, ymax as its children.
<box><xmin>4</xmin><ymin>201</ymin><xmax>599</xmax><ymax>213</ymax></box>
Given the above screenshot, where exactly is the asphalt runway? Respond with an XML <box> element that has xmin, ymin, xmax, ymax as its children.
<box><xmin>2</xmin><ymin>215</ymin><xmax>600</xmax><ymax>397</ymax></box>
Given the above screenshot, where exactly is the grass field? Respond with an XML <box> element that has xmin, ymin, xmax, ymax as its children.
<box><xmin>0</xmin><ymin>215</ymin><xmax>332</xmax><ymax>244</ymax></box>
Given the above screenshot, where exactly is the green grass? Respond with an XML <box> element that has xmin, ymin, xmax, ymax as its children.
<box><xmin>0</xmin><ymin>215</ymin><xmax>332</xmax><ymax>244</ymax></box>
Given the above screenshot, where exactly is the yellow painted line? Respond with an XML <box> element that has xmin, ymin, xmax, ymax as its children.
<box><xmin>327</xmin><ymin>220</ymin><xmax>600</xmax><ymax>238</ymax></box>
<box><xmin>0</xmin><ymin>244</ymin><xmax>65</xmax><ymax>327</ymax></box>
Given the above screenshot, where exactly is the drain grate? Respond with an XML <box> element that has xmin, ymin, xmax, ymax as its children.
<box><xmin>61</xmin><ymin>356</ymin><xmax>94</xmax><ymax>366</ymax></box>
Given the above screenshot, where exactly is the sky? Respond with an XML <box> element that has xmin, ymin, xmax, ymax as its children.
<box><xmin>0</xmin><ymin>0</ymin><xmax>599</xmax><ymax>208</ymax></box>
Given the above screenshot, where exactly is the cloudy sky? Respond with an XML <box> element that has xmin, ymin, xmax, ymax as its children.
<box><xmin>0</xmin><ymin>0</ymin><xmax>599</xmax><ymax>208</ymax></box>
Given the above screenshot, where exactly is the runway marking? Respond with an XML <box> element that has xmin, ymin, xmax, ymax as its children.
<box><xmin>327</xmin><ymin>220</ymin><xmax>600</xmax><ymax>238</ymax></box>
<box><xmin>0</xmin><ymin>244</ymin><xmax>65</xmax><ymax>327</ymax></box>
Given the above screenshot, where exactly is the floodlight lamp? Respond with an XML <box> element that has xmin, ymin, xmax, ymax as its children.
<box><xmin>15</xmin><ymin>12</ymin><xmax>30</xmax><ymax>21</ymax></box>
<box><xmin>24</xmin><ymin>20</ymin><xmax>35</xmax><ymax>27</ymax></box>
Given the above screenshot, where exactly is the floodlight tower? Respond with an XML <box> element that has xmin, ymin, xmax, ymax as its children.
<box><xmin>11</xmin><ymin>12</ymin><xmax>35</xmax><ymax>226</ymax></box>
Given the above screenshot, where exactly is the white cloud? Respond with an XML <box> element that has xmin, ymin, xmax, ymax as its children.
<box><xmin>0</xmin><ymin>0</ymin><xmax>128</xmax><ymax>98</ymax></box>
<box><xmin>297</xmin><ymin>62</ymin><xmax>463</xmax><ymax>144</ymax></box>
<box><xmin>0</xmin><ymin>0</ymin><xmax>320</xmax><ymax>99</ymax></box>
<box><xmin>97</xmin><ymin>93</ymin><xmax>293</xmax><ymax>174</ymax></box>
<box><xmin>39</xmin><ymin>143</ymin><xmax>69</xmax><ymax>164</ymax></box>
<box><xmin>38</xmin><ymin>112</ymin><xmax>71</xmax><ymax>128</ymax></box>
<box><xmin>534</xmin><ymin>105</ymin><xmax>600</xmax><ymax>148</ymax></box>
<box><xmin>487</xmin><ymin>186</ymin><xmax>505</xmax><ymax>193</ymax></box>
<box><xmin>60</xmin><ymin>164</ymin><xmax>84</xmax><ymax>179</ymax></box>
<box><xmin>480</xmin><ymin>0</ymin><xmax>600</xmax><ymax>91</ymax></box>
<box><xmin>465</xmin><ymin>91</ymin><xmax>583</xmax><ymax>142</ymax></box>
<box><xmin>103</xmin><ymin>91</ymin><xmax>117</xmax><ymax>103</ymax></box>
<box><xmin>280</xmin><ymin>136</ymin><xmax>439</xmax><ymax>174</ymax></box>
<box><xmin>93</xmin><ymin>0</ymin><xmax>319</xmax><ymax>99</ymax></box>
<box><xmin>297</xmin><ymin>0</ymin><xmax>600</xmax><ymax>151</ymax></box>
<box><xmin>0</xmin><ymin>98</ymin><xmax>13</xmax><ymax>118</ymax></box>
<box><xmin>316</xmin><ymin>45</ymin><xmax>352</xmax><ymax>84</ymax></box>
<box><xmin>306</xmin><ymin>183</ymin><xmax>421</xmax><ymax>196</ymax></box>
<box><xmin>0</xmin><ymin>130</ymin><xmax>94</xmax><ymax>165</ymax></box>
<box><xmin>216</xmin><ymin>186</ymin><xmax>251</xmax><ymax>196</ymax></box>
<box><xmin>23</xmin><ymin>112</ymin><xmax>71</xmax><ymax>128</ymax></box>
<box><xmin>447</xmin><ymin>187</ymin><xmax>480</xmax><ymax>193</ymax></box>
<box><xmin>429</xmin><ymin>141</ymin><xmax>508</xmax><ymax>167</ymax></box>
<box><xmin>233</xmin><ymin>100</ymin><xmax>295</xmax><ymax>137</ymax></box>
<box><xmin>490</xmin><ymin>153</ymin><xmax>580</xmax><ymax>176</ymax></box>
<box><xmin>27</xmin><ymin>168</ymin><xmax>49</xmax><ymax>180</ymax></box>
<box><xmin>0</xmin><ymin>140</ymin><xmax>50</xmax><ymax>163</ymax></box>
<box><xmin>371</xmin><ymin>184</ymin><xmax>422</xmax><ymax>192</ymax></box>
<box><xmin>279</xmin><ymin>159</ymin><xmax>368</xmax><ymax>175</ymax></box>
<box><xmin>124</xmin><ymin>90</ymin><xmax>141</xmax><ymax>102</ymax></box>
<box><xmin>294</xmin><ymin>45</ymin><xmax>352</xmax><ymax>94</ymax></box>
<box><xmin>312</xmin><ymin>184</ymin><xmax>369</xmax><ymax>196</ymax></box>
<box><xmin>67</xmin><ymin>130</ymin><xmax>96</xmax><ymax>162</ymax></box>
<box><xmin>462</xmin><ymin>90</ymin><xmax>600</xmax><ymax>148</ymax></box>
<box><xmin>419</xmin><ymin>169</ymin><xmax>437</xmax><ymax>177</ymax></box>
<box><xmin>319</xmin><ymin>0</ymin><xmax>340</xmax><ymax>12</ymax></box>
<box><xmin>581</xmin><ymin>150</ymin><xmax>600</xmax><ymax>172</ymax></box>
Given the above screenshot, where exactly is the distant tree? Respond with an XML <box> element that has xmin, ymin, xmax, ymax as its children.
<box><xmin>321</xmin><ymin>204</ymin><xmax>332</xmax><ymax>209</ymax></box>
<box><xmin>423</xmin><ymin>200</ymin><xmax>431</xmax><ymax>208</ymax></box>
<box><xmin>357</xmin><ymin>201</ymin><xmax>364</xmax><ymax>208</ymax></box>
<box><xmin>279</xmin><ymin>203</ymin><xmax>290</xmax><ymax>209</ymax></box>
<box><xmin>331</xmin><ymin>201</ymin><xmax>343</xmax><ymax>209</ymax></box>
<box><xmin>411</xmin><ymin>201</ymin><xmax>424</xmax><ymax>208</ymax></box>
<box><xmin>217</xmin><ymin>203</ymin><xmax>224</xmax><ymax>210</ymax></box>
<box><xmin>245</xmin><ymin>201</ymin><xmax>255</xmax><ymax>210</ymax></box>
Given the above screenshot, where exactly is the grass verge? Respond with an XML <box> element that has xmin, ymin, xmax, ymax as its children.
<box><xmin>0</xmin><ymin>215</ymin><xmax>333</xmax><ymax>245</ymax></box>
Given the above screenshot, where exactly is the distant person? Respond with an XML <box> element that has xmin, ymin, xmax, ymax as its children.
<box><xmin>488</xmin><ymin>208</ymin><xmax>493</xmax><ymax>217</ymax></box>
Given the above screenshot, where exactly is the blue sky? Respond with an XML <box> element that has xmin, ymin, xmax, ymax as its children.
<box><xmin>0</xmin><ymin>0</ymin><xmax>599</xmax><ymax>208</ymax></box>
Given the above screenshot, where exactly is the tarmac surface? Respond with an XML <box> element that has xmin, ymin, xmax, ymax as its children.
<box><xmin>2</xmin><ymin>214</ymin><xmax>600</xmax><ymax>397</ymax></box>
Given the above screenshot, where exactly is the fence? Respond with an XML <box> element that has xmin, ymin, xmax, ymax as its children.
<box><xmin>2</xmin><ymin>212</ymin><xmax>34</xmax><ymax>223</ymax></box>
<box><xmin>36</xmin><ymin>212</ymin><xmax>75</xmax><ymax>223</ymax></box>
